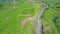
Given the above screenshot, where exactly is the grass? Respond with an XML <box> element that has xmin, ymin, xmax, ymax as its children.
<box><xmin>1</xmin><ymin>1</ymin><xmax>60</xmax><ymax>34</ymax></box>
<box><xmin>0</xmin><ymin>1</ymin><xmax>43</xmax><ymax>34</ymax></box>
<box><xmin>41</xmin><ymin>0</ymin><xmax>60</xmax><ymax>34</ymax></box>
<box><xmin>42</xmin><ymin>8</ymin><xmax>59</xmax><ymax>34</ymax></box>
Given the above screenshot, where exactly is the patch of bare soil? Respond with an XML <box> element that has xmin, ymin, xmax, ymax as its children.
<box><xmin>20</xmin><ymin>17</ymin><xmax>36</xmax><ymax>29</ymax></box>
<box><xmin>43</xmin><ymin>26</ymin><xmax>51</xmax><ymax>32</ymax></box>
<box><xmin>5</xmin><ymin>16</ymin><xmax>10</xmax><ymax>20</ymax></box>
<box><xmin>27</xmin><ymin>27</ymin><xmax>32</xmax><ymax>34</ymax></box>
<box><xmin>21</xmin><ymin>14</ymin><xmax>31</xmax><ymax>17</ymax></box>
<box><xmin>4</xmin><ymin>28</ymin><xmax>9</xmax><ymax>34</ymax></box>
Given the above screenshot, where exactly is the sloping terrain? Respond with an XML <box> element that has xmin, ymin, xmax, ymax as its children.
<box><xmin>0</xmin><ymin>0</ymin><xmax>60</xmax><ymax>34</ymax></box>
<box><xmin>0</xmin><ymin>1</ymin><xmax>42</xmax><ymax>34</ymax></box>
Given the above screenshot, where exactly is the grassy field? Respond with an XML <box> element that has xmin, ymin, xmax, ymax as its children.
<box><xmin>0</xmin><ymin>1</ymin><xmax>60</xmax><ymax>34</ymax></box>
<box><xmin>0</xmin><ymin>1</ymin><xmax>43</xmax><ymax>34</ymax></box>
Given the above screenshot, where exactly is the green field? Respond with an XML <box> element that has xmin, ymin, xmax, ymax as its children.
<box><xmin>0</xmin><ymin>1</ymin><xmax>42</xmax><ymax>34</ymax></box>
<box><xmin>0</xmin><ymin>0</ymin><xmax>60</xmax><ymax>34</ymax></box>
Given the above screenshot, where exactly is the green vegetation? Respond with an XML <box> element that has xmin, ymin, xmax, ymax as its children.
<box><xmin>42</xmin><ymin>0</ymin><xmax>60</xmax><ymax>34</ymax></box>
<box><xmin>0</xmin><ymin>0</ymin><xmax>60</xmax><ymax>34</ymax></box>
<box><xmin>42</xmin><ymin>8</ymin><xmax>59</xmax><ymax>34</ymax></box>
<box><xmin>0</xmin><ymin>1</ymin><xmax>42</xmax><ymax>34</ymax></box>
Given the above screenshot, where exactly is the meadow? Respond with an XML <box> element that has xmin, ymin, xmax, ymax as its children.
<box><xmin>0</xmin><ymin>0</ymin><xmax>60</xmax><ymax>34</ymax></box>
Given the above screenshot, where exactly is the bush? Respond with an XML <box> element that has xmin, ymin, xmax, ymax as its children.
<box><xmin>0</xmin><ymin>3</ymin><xmax>4</xmax><ymax>10</ymax></box>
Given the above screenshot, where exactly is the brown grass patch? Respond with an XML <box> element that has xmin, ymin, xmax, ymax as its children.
<box><xmin>20</xmin><ymin>17</ymin><xmax>36</xmax><ymax>29</ymax></box>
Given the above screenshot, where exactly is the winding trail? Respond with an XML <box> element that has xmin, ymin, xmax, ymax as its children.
<box><xmin>36</xmin><ymin>3</ymin><xmax>48</xmax><ymax>34</ymax></box>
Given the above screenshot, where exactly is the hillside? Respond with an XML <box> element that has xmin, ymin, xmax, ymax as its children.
<box><xmin>0</xmin><ymin>0</ymin><xmax>60</xmax><ymax>34</ymax></box>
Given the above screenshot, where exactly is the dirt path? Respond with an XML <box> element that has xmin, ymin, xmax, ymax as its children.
<box><xmin>36</xmin><ymin>3</ymin><xmax>48</xmax><ymax>34</ymax></box>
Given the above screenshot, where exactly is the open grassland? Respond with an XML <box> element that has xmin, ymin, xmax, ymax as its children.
<box><xmin>0</xmin><ymin>0</ymin><xmax>60</xmax><ymax>34</ymax></box>
<box><xmin>0</xmin><ymin>1</ymin><xmax>43</xmax><ymax>34</ymax></box>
